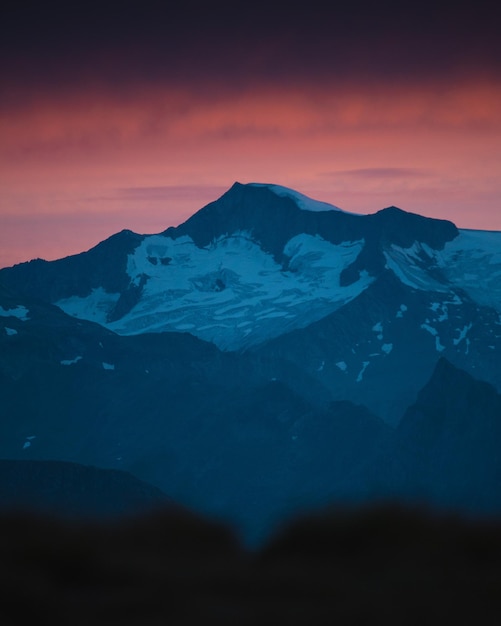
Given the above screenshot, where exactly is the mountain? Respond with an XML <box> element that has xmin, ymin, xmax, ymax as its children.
<box><xmin>343</xmin><ymin>358</ymin><xmax>501</xmax><ymax>514</ymax></box>
<box><xmin>0</xmin><ymin>459</ymin><xmax>170</xmax><ymax>519</ymax></box>
<box><xmin>392</xmin><ymin>358</ymin><xmax>501</xmax><ymax>513</ymax></box>
<box><xmin>0</xmin><ymin>181</ymin><xmax>462</xmax><ymax>351</ymax></box>
<box><xmin>0</xmin><ymin>284</ymin><xmax>392</xmax><ymax>542</ymax></box>
<box><xmin>2</xmin><ymin>182</ymin><xmax>499</xmax><ymax>421</ymax></box>
<box><xmin>1</xmin><ymin>182</ymin><xmax>500</xmax><ymax>541</ymax></box>
<box><xmin>255</xmin><ymin>267</ymin><xmax>501</xmax><ymax>424</ymax></box>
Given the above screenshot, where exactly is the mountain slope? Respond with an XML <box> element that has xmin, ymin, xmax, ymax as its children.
<box><xmin>255</xmin><ymin>269</ymin><xmax>501</xmax><ymax>424</ymax></box>
<box><xmin>0</xmin><ymin>285</ymin><xmax>390</xmax><ymax>543</ymax></box>
<box><xmin>394</xmin><ymin>358</ymin><xmax>501</xmax><ymax>513</ymax></box>
<box><xmin>345</xmin><ymin>359</ymin><xmax>501</xmax><ymax>514</ymax></box>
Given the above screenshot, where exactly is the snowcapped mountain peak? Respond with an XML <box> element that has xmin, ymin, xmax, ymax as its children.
<box><xmin>3</xmin><ymin>181</ymin><xmax>498</xmax><ymax>358</ymax></box>
<box><xmin>246</xmin><ymin>183</ymin><xmax>343</xmax><ymax>213</ymax></box>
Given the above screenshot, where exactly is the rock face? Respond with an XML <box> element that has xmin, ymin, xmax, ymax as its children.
<box><xmin>343</xmin><ymin>359</ymin><xmax>501</xmax><ymax>514</ymax></box>
<box><xmin>165</xmin><ymin>182</ymin><xmax>458</xmax><ymax>264</ymax></box>
<box><xmin>0</xmin><ymin>182</ymin><xmax>500</xmax><ymax>541</ymax></box>
<box><xmin>392</xmin><ymin>358</ymin><xmax>501</xmax><ymax>513</ymax></box>
<box><xmin>1</xmin><ymin>229</ymin><xmax>144</xmax><ymax>302</ymax></box>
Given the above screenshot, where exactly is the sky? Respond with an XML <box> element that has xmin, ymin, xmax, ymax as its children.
<box><xmin>1</xmin><ymin>1</ymin><xmax>500</xmax><ymax>268</ymax></box>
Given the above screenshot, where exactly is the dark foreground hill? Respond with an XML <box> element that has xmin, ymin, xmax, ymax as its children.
<box><xmin>0</xmin><ymin>504</ymin><xmax>500</xmax><ymax>625</ymax></box>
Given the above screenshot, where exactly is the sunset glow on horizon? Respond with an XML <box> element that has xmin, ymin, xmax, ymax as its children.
<box><xmin>1</xmin><ymin>1</ymin><xmax>500</xmax><ymax>268</ymax></box>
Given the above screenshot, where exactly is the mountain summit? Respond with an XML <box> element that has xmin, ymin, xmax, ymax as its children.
<box><xmin>164</xmin><ymin>182</ymin><xmax>458</xmax><ymax>266</ymax></box>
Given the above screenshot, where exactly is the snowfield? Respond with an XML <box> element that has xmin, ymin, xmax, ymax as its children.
<box><xmin>57</xmin><ymin>232</ymin><xmax>373</xmax><ymax>350</ymax></box>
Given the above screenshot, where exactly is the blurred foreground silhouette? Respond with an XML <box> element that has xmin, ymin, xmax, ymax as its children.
<box><xmin>1</xmin><ymin>503</ymin><xmax>500</xmax><ymax>625</ymax></box>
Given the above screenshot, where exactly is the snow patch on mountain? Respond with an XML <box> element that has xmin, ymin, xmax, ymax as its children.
<box><xmin>420</xmin><ymin>324</ymin><xmax>445</xmax><ymax>352</ymax></box>
<box><xmin>430</xmin><ymin>302</ymin><xmax>449</xmax><ymax>322</ymax></box>
<box><xmin>383</xmin><ymin>230</ymin><xmax>501</xmax><ymax>315</ymax></box>
<box><xmin>60</xmin><ymin>356</ymin><xmax>82</xmax><ymax>366</ymax></box>
<box><xmin>57</xmin><ymin>288</ymin><xmax>120</xmax><ymax>325</ymax></box>
<box><xmin>436</xmin><ymin>230</ymin><xmax>501</xmax><ymax>312</ymax></box>
<box><xmin>356</xmin><ymin>361</ymin><xmax>370</xmax><ymax>382</ymax></box>
<box><xmin>396</xmin><ymin>304</ymin><xmax>408</xmax><ymax>318</ymax></box>
<box><xmin>421</xmin><ymin>323</ymin><xmax>438</xmax><ymax>337</ymax></box>
<box><xmin>22</xmin><ymin>435</ymin><xmax>36</xmax><ymax>450</ymax></box>
<box><xmin>454</xmin><ymin>323</ymin><xmax>472</xmax><ymax>347</ymax></box>
<box><xmin>372</xmin><ymin>322</ymin><xmax>384</xmax><ymax>340</ymax></box>
<box><xmin>248</xmin><ymin>183</ymin><xmax>343</xmax><ymax>212</ymax></box>
<box><xmin>383</xmin><ymin>243</ymin><xmax>447</xmax><ymax>291</ymax></box>
<box><xmin>0</xmin><ymin>305</ymin><xmax>30</xmax><ymax>321</ymax></box>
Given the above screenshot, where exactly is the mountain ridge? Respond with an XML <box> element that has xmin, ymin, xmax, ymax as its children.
<box><xmin>1</xmin><ymin>182</ymin><xmax>500</xmax><ymax>420</ymax></box>
<box><xmin>0</xmin><ymin>182</ymin><xmax>478</xmax><ymax>351</ymax></box>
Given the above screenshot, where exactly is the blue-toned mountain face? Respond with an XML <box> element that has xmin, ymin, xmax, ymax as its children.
<box><xmin>1</xmin><ymin>182</ymin><xmax>500</xmax><ymax>541</ymax></box>
<box><xmin>0</xmin><ymin>182</ymin><xmax>461</xmax><ymax>349</ymax></box>
<box><xmin>2</xmin><ymin>182</ymin><xmax>499</xmax><ymax>419</ymax></box>
<box><xmin>0</xmin><ymin>459</ymin><xmax>170</xmax><ymax>519</ymax></box>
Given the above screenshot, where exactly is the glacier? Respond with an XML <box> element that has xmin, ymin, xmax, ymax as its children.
<box><xmin>57</xmin><ymin>231</ymin><xmax>373</xmax><ymax>350</ymax></box>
